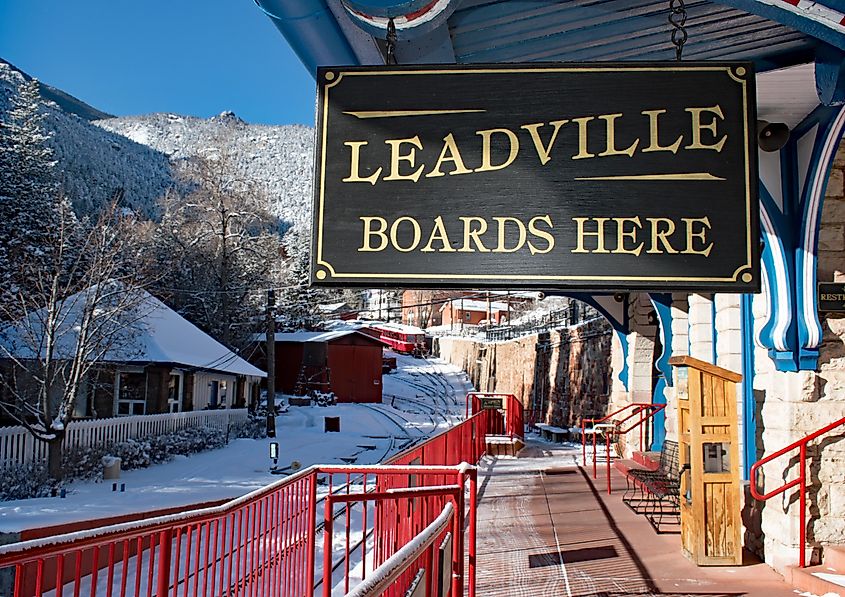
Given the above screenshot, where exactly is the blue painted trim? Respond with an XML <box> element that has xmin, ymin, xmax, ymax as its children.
<box><xmin>796</xmin><ymin>106</ymin><xmax>845</xmax><ymax>370</ymax></box>
<box><xmin>815</xmin><ymin>44</ymin><xmax>845</xmax><ymax>106</ymax></box>
<box><xmin>649</xmin><ymin>293</ymin><xmax>673</xmax><ymax>451</ymax></box>
<box><xmin>741</xmin><ymin>294</ymin><xmax>757</xmax><ymax>480</ymax></box>
<box><xmin>257</xmin><ymin>0</ymin><xmax>359</xmax><ymax>74</ymax></box>
<box><xmin>615</xmin><ymin>330</ymin><xmax>630</xmax><ymax>392</ymax></box>
<box><xmin>711</xmin><ymin>297</ymin><xmax>718</xmax><ymax>365</ymax></box>
<box><xmin>710</xmin><ymin>0</ymin><xmax>845</xmax><ymax>50</ymax></box>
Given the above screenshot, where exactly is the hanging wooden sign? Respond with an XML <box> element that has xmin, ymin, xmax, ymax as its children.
<box><xmin>311</xmin><ymin>63</ymin><xmax>759</xmax><ymax>291</ymax></box>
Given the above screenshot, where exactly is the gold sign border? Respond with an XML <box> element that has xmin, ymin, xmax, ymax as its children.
<box><xmin>313</xmin><ymin>64</ymin><xmax>755</xmax><ymax>285</ymax></box>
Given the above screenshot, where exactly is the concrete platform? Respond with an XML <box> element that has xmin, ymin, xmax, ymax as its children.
<box><xmin>471</xmin><ymin>439</ymin><xmax>798</xmax><ymax>597</ymax></box>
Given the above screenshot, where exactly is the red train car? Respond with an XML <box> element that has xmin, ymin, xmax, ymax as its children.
<box><xmin>370</xmin><ymin>322</ymin><xmax>427</xmax><ymax>356</ymax></box>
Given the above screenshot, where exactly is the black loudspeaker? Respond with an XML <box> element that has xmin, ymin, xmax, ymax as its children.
<box><xmin>757</xmin><ymin>120</ymin><xmax>790</xmax><ymax>152</ymax></box>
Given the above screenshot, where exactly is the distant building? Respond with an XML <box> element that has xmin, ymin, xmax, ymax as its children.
<box><xmin>316</xmin><ymin>302</ymin><xmax>357</xmax><ymax>320</ymax></box>
<box><xmin>439</xmin><ymin>298</ymin><xmax>511</xmax><ymax>326</ymax></box>
<box><xmin>0</xmin><ymin>290</ymin><xmax>265</xmax><ymax>421</ymax></box>
<box><xmin>255</xmin><ymin>331</ymin><xmax>386</xmax><ymax>403</ymax></box>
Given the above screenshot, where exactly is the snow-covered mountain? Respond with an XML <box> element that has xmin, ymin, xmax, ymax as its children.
<box><xmin>0</xmin><ymin>59</ymin><xmax>314</xmax><ymax>227</ymax></box>
<box><xmin>97</xmin><ymin>112</ymin><xmax>314</xmax><ymax>228</ymax></box>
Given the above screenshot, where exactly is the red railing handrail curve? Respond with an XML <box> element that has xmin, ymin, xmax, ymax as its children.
<box><xmin>749</xmin><ymin>414</ymin><xmax>845</xmax><ymax>568</ymax></box>
<box><xmin>581</xmin><ymin>403</ymin><xmax>666</xmax><ymax>495</ymax></box>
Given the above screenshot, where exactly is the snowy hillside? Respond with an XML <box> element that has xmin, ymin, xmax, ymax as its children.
<box><xmin>96</xmin><ymin>112</ymin><xmax>314</xmax><ymax>228</ymax></box>
<box><xmin>0</xmin><ymin>59</ymin><xmax>314</xmax><ymax>227</ymax></box>
<box><xmin>0</xmin><ymin>60</ymin><xmax>172</xmax><ymax>218</ymax></box>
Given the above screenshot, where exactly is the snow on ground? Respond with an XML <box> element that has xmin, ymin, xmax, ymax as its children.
<box><xmin>0</xmin><ymin>354</ymin><xmax>472</xmax><ymax>534</ymax></box>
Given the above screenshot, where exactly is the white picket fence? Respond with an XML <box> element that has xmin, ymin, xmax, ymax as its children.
<box><xmin>0</xmin><ymin>409</ymin><xmax>249</xmax><ymax>469</ymax></box>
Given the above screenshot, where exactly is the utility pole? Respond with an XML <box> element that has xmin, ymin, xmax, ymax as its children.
<box><xmin>266</xmin><ymin>289</ymin><xmax>276</xmax><ymax>437</ymax></box>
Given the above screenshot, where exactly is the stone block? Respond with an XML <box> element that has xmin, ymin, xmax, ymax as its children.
<box><xmin>826</xmin><ymin>167</ymin><xmax>844</xmax><ymax>198</ymax></box>
<box><xmin>819</xmin><ymin>225</ymin><xmax>845</xmax><ymax>251</ymax></box>
<box><xmin>822</xmin><ymin>197</ymin><xmax>845</xmax><ymax>222</ymax></box>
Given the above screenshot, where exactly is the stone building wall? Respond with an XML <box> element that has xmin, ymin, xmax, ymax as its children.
<box><xmin>435</xmin><ymin>318</ymin><xmax>612</xmax><ymax>427</ymax></box>
<box><xmin>652</xmin><ymin>147</ymin><xmax>845</xmax><ymax>573</ymax></box>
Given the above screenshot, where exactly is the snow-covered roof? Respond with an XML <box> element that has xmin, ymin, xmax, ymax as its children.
<box><xmin>270</xmin><ymin>330</ymin><xmax>385</xmax><ymax>344</ymax></box>
<box><xmin>439</xmin><ymin>299</ymin><xmax>510</xmax><ymax>313</ymax></box>
<box><xmin>317</xmin><ymin>302</ymin><xmax>351</xmax><ymax>313</ymax></box>
<box><xmin>0</xmin><ymin>287</ymin><xmax>266</xmax><ymax>378</ymax></box>
<box><xmin>372</xmin><ymin>322</ymin><xmax>426</xmax><ymax>335</ymax></box>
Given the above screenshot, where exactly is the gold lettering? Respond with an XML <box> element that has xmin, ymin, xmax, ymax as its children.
<box><xmin>641</xmin><ymin>109</ymin><xmax>682</xmax><ymax>154</ymax></box>
<box><xmin>475</xmin><ymin>128</ymin><xmax>519</xmax><ymax>173</ymax></box>
<box><xmin>492</xmin><ymin>217</ymin><xmax>527</xmax><ymax>253</ymax></box>
<box><xmin>572</xmin><ymin>217</ymin><xmax>609</xmax><ymax>253</ymax></box>
<box><xmin>425</xmin><ymin>133</ymin><xmax>473</xmax><ymax>178</ymax></box>
<box><xmin>389</xmin><ymin>217</ymin><xmax>422</xmax><ymax>252</ymax></box>
<box><xmin>571</xmin><ymin>117</ymin><xmax>596</xmax><ymax>160</ymax></box>
<box><xmin>383</xmin><ymin>136</ymin><xmax>424</xmax><ymax>182</ymax></box>
<box><xmin>343</xmin><ymin>141</ymin><xmax>382</xmax><ymax>185</ymax></box>
<box><xmin>646</xmin><ymin>218</ymin><xmax>679</xmax><ymax>254</ymax></box>
<box><xmin>358</xmin><ymin>217</ymin><xmax>388</xmax><ymax>251</ymax></box>
<box><xmin>598</xmin><ymin>114</ymin><xmax>639</xmax><ymax>157</ymax></box>
<box><xmin>681</xmin><ymin>217</ymin><xmax>713</xmax><ymax>256</ymax></box>
<box><xmin>527</xmin><ymin>215</ymin><xmax>555</xmax><ymax>255</ymax></box>
<box><xmin>612</xmin><ymin>217</ymin><xmax>644</xmax><ymax>256</ymax></box>
<box><xmin>685</xmin><ymin>105</ymin><xmax>727</xmax><ymax>152</ymax></box>
<box><xmin>520</xmin><ymin>120</ymin><xmax>569</xmax><ymax>165</ymax></box>
<box><xmin>459</xmin><ymin>216</ymin><xmax>490</xmax><ymax>252</ymax></box>
<box><xmin>421</xmin><ymin>216</ymin><xmax>456</xmax><ymax>252</ymax></box>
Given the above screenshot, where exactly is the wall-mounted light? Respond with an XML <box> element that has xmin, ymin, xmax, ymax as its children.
<box><xmin>757</xmin><ymin>120</ymin><xmax>790</xmax><ymax>153</ymax></box>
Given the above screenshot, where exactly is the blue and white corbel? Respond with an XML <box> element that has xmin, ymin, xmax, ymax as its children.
<box><xmin>756</xmin><ymin>103</ymin><xmax>845</xmax><ymax>370</ymax></box>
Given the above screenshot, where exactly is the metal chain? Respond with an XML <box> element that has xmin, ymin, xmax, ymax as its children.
<box><xmin>669</xmin><ymin>0</ymin><xmax>688</xmax><ymax>61</ymax></box>
<box><xmin>386</xmin><ymin>17</ymin><xmax>398</xmax><ymax>65</ymax></box>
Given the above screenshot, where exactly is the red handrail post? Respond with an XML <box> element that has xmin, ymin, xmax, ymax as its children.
<box><xmin>322</xmin><ymin>498</ymin><xmax>333</xmax><ymax>597</ymax></box>
<box><xmin>606</xmin><ymin>429</ymin><xmax>612</xmax><ymax>495</ymax></box>
<box><xmin>468</xmin><ymin>467</ymin><xmax>477</xmax><ymax>597</ymax></box>
<box><xmin>800</xmin><ymin>443</ymin><xmax>807</xmax><ymax>569</ymax></box>
<box><xmin>305</xmin><ymin>471</ymin><xmax>317</xmax><ymax>592</ymax></box>
<box><xmin>156</xmin><ymin>528</ymin><xmax>173</xmax><ymax>597</ymax></box>
<box><xmin>581</xmin><ymin>421</ymin><xmax>587</xmax><ymax>467</ymax></box>
<box><xmin>592</xmin><ymin>429</ymin><xmax>597</xmax><ymax>479</ymax></box>
<box><xmin>452</xmin><ymin>471</ymin><xmax>466</xmax><ymax>597</ymax></box>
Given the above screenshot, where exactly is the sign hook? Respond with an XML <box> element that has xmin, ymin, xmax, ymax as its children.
<box><xmin>669</xmin><ymin>0</ymin><xmax>688</xmax><ymax>61</ymax></box>
<box><xmin>386</xmin><ymin>17</ymin><xmax>398</xmax><ymax>65</ymax></box>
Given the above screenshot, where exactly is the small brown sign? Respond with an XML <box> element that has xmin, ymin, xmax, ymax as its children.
<box><xmin>480</xmin><ymin>396</ymin><xmax>504</xmax><ymax>410</ymax></box>
<box><xmin>819</xmin><ymin>283</ymin><xmax>845</xmax><ymax>312</ymax></box>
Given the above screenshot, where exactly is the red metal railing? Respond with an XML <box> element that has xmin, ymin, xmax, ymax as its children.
<box><xmin>465</xmin><ymin>392</ymin><xmax>524</xmax><ymax>441</ymax></box>
<box><xmin>0</xmin><ymin>410</ymin><xmax>490</xmax><ymax>596</ymax></box>
<box><xmin>581</xmin><ymin>403</ymin><xmax>666</xmax><ymax>494</ymax></box>
<box><xmin>750</xmin><ymin>415</ymin><xmax>845</xmax><ymax>568</ymax></box>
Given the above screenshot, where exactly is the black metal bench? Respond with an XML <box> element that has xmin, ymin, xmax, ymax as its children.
<box><xmin>621</xmin><ymin>440</ymin><xmax>681</xmax><ymax>533</ymax></box>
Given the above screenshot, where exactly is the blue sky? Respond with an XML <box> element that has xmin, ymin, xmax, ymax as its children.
<box><xmin>0</xmin><ymin>0</ymin><xmax>316</xmax><ymax>125</ymax></box>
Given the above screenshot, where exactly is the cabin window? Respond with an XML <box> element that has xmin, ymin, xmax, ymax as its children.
<box><xmin>115</xmin><ymin>371</ymin><xmax>146</xmax><ymax>416</ymax></box>
<box><xmin>168</xmin><ymin>373</ymin><xmax>183</xmax><ymax>413</ymax></box>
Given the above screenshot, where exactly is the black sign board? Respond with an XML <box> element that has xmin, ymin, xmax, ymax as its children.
<box><xmin>819</xmin><ymin>283</ymin><xmax>845</xmax><ymax>312</ymax></box>
<box><xmin>312</xmin><ymin>63</ymin><xmax>759</xmax><ymax>291</ymax></box>
<box><xmin>480</xmin><ymin>396</ymin><xmax>504</xmax><ymax>410</ymax></box>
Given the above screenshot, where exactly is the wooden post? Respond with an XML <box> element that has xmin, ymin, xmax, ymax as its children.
<box><xmin>669</xmin><ymin>355</ymin><xmax>742</xmax><ymax>566</ymax></box>
<box><xmin>265</xmin><ymin>290</ymin><xmax>276</xmax><ymax>437</ymax></box>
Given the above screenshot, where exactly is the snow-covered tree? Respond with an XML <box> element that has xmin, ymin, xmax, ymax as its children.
<box><xmin>0</xmin><ymin>203</ymin><xmax>155</xmax><ymax>481</ymax></box>
<box><xmin>0</xmin><ymin>78</ymin><xmax>62</xmax><ymax>311</ymax></box>
<box><xmin>152</xmin><ymin>153</ymin><xmax>285</xmax><ymax>350</ymax></box>
<box><xmin>277</xmin><ymin>227</ymin><xmax>322</xmax><ymax>331</ymax></box>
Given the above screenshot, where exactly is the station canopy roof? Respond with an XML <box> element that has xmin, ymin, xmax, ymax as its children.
<box><xmin>257</xmin><ymin>0</ymin><xmax>845</xmax><ymax>123</ymax></box>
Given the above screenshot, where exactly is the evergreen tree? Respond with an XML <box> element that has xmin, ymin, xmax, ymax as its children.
<box><xmin>278</xmin><ymin>227</ymin><xmax>323</xmax><ymax>331</ymax></box>
<box><xmin>0</xmin><ymin>78</ymin><xmax>62</xmax><ymax>307</ymax></box>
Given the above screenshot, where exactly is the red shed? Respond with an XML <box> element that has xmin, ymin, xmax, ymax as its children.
<box><xmin>265</xmin><ymin>331</ymin><xmax>386</xmax><ymax>403</ymax></box>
